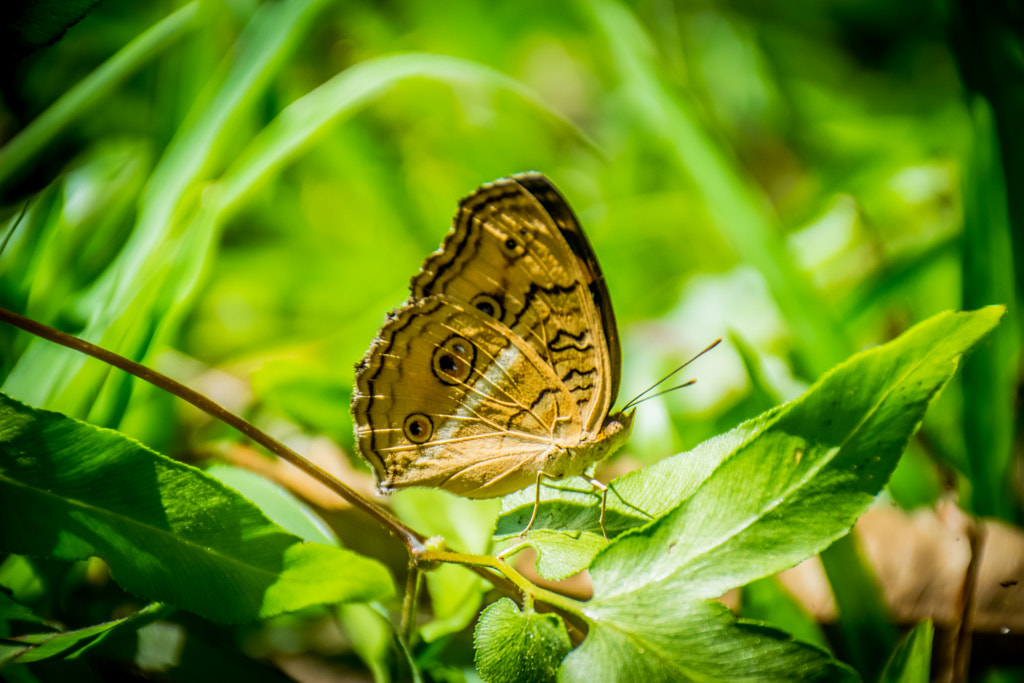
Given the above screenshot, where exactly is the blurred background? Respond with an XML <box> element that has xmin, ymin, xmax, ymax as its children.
<box><xmin>0</xmin><ymin>0</ymin><xmax>1020</xmax><ymax>680</ymax></box>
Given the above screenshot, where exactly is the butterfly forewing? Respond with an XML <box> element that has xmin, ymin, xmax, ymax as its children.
<box><xmin>512</xmin><ymin>173</ymin><xmax>622</xmax><ymax>401</ymax></box>
<box><xmin>409</xmin><ymin>174</ymin><xmax>619</xmax><ymax>433</ymax></box>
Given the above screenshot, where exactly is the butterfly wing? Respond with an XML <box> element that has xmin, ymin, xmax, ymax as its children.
<box><xmin>410</xmin><ymin>173</ymin><xmax>621</xmax><ymax>433</ymax></box>
<box><xmin>352</xmin><ymin>296</ymin><xmax>581</xmax><ymax>498</ymax></box>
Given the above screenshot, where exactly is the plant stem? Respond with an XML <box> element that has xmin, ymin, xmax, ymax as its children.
<box><xmin>418</xmin><ymin>547</ymin><xmax>589</xmax><ymax>643</ymax></box>
<box><xmin>401</xmin><ymin>561</ymin><xmax>422</xmax><ymax>644</ymax></box>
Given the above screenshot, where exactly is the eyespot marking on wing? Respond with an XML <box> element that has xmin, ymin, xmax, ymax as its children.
<box><xmin>432</xmin><ymin>335</ymin><xmax>475</xmax><ymax>385</ymax></box>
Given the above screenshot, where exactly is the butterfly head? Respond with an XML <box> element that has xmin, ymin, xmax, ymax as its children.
<box><xmin>600</xmin><ymin>408</ymin><xmax>635</xmax><ymax>454</ymax></box>
<box><xmin>550</xmin><ymin>408</ymin><xmax>635</xmax><ymax>480</ymax></box>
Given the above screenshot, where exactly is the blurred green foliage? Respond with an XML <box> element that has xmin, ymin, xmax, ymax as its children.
<box><xmin>0</xmin><ymin>0</ymin><xmax>1020</xmax><ymax>680</ymax></box>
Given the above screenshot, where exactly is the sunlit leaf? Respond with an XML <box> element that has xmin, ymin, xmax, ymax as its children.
<box><xmin>501</xmin><ymin>307</ymin><xmax>1003</xmax><ymax>587</ymax></box>
<box><xmin>555</xmin><ymin>307</ymin><xmax>1001</xmax><ymax>679</ymax></box>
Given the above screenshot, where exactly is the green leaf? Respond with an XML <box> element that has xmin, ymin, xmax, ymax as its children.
<box><xmin>502</xmin><ymin>307</ymin><xmax>1004</xmax><ymax>584</ymax></box>
<box><xmin>819</xmin><ymin>532</ymin><xmax>897</xmax><ymax>679</ymax></box>
<box><xmin>554</xmin><ymin>307</ymin><xmax>1001</xmax><ymax>679</ymax></box>
<box><xmin>0</xmin><ymin>589</ymin><xmax>47</xmax><ymax>637</ymax></box>
<box><xmin>495</xmin><ymin>478</ymin><xmax>613</xmax><ymax>580</ymax></box>
<box><xmin>204</xmin><ymin>463</ymin><xmax>339</xmax><ymax>546</ymax></box>
<box><xmin>496</xmin><ymin>416</ymin><xmax>776</xmax><ymax>578</ymax></box>
<box><xmin>474</xmin><ymin>598</ymin><xmax>570</xmax><ymax>683</ymax></box>
<box><xmin>590</xmin><ymin>308</ymin><xmax>1001</xmax><ymax>597</ymax></box>
<box><xmin>879</xmin><ymin>620</ymin><xmax>933</xmax><ymax>683</ymax></box>
<box><xmin>498</xmin><ymin>528</ymin><xmax>607</xmax><ymax>582</ymax></box>
<box><xmin>561</xmin><ymin>599</ymin><xmax>854</xmax><ymax>682</ymax></box>
<box><xmin>0</xmin><ymin>603</ymin><xmax>169</xmax><ymax>665</ymax></box>
<box><xmin>0</xmin><ymin>555</ymin><xmax>45</xmax><ymax>607</ymax></box>
<box><xmin>0</xmin><ymin>393</ymin><xmax>394</xmax><ymax>622</ymax></box>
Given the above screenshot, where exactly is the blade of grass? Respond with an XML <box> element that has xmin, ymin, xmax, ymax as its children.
<box><xmin>823</xmin><ymin>530</ymin><xmax>899</xmax><ymax>681</ymax></box>
<box><xmin>0</xmin><ymin>3</ymin><xmax>202</xmax><ymax>191</ymax></box>
<box><xmin>960</xmin><ymin>96</ymin><xmax>1019</xmax><ymax>521</ymax></box>
<box><xmin>949</xmin><ymin>0</ymin><xmax>1024</xmax><ymax>308</ymax></box>
<box><xmin>214</xmin><ymin>52</ymin><xmax>598</xmax><ymax>218</ymax></box>
<box><xmin>2</xmin><ymin>0</ymin><xmax>330</xmax><ymax>422</ymax></box>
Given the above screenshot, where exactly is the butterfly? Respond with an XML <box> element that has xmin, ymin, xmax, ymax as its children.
<box><xmin>351</xmin><ymin>173</ymin><xmax>633</xmax><ymax>534</ymax></box>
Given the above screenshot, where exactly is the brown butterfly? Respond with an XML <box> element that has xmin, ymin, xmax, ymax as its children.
<box><xmin>351</xmin><ymin>173</ymin><xmax>633</xmax><ymax>534</ymax></box>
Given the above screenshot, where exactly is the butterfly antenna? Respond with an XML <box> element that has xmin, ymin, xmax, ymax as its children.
<box><xmin>625</xmin><ymin>379</ymin><xmax>697</xmax><ymax>408</ymax></box>
<box><xmin>622</xmin><ymin>338</ymin><xmax>722</xmax><ymax>411</ymax></box>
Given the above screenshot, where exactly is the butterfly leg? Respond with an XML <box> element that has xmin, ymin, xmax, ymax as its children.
<box><xmin>521</xmin><ymin>469</ymin><xmax>559</xmax><ymax>537</ymax></box>
<box><xmin>583</xmin><ymin>475</ymin><xmax>609</xmax><ymax>540</ymax></box>
<box><xmin>522</xmin><ymin>472</ymin><xmax>612</xmax><ymax>539</ymax></box>
<box><xmin>522</xmin><ymin>471</ymin><xmax>545</xmax><ymax>536</ymax></box>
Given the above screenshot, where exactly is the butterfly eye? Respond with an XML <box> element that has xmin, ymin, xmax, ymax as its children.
<box><xmin>433</xmin><ymin>335</ymin><xmax>475</xmax><ymax>385</ymax></box>
<box><xmin>471</xmin><ymin>294</ymin><xmax>503</xmax><ymax>320</ymax></box>
<box><xmin>403</xmin><ymin>413</ymin><xmax>433</xmax><ymax>444</ymax></box>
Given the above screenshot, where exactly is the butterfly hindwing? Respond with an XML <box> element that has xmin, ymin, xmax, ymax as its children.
<box><xmin>409</xmin><ymin>174</ymin><xmax>619</xmax><ymax>432</ymax></box>
<box><xmin>352</xmin><ymin>296</ymin><xmax>581</xmax><ymax>498</ymax></box>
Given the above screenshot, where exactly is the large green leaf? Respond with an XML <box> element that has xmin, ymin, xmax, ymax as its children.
<box><xmin>0</xmin><ymin>393</ymin><xmax>394</xmax><ymax>622</ymax></box>
<box><xmin>553</xmin><ymin>307</ymin><xmax>1001</xmax><ymax>679</ymax></box>
<box><xmin>500</xmin><ymin>307</ymin><xmax>1004</xmax><ymax>584</ymax></box>
<box><xmin>562</xmin><ymin>599</ymin><xmax>852</xmax><ymax>682</ymax></box>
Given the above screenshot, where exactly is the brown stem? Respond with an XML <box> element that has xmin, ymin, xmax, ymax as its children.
<box><xmin>0</xmin><ymin>308</ymin><xmax>524</xmax><ymax>602</ymax></box>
